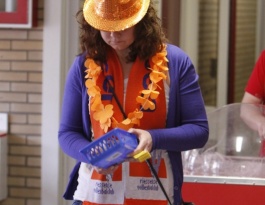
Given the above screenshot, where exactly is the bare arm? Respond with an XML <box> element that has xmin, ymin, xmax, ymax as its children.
<box><xmin>242</xmin><ymin>92</ymin><xmax>262</xmax><ymax>104</ymax></box>
<box><xmin>241</xmin><ymin>92</ymin><xmax>265</xmax><ymax>139</ymax></box>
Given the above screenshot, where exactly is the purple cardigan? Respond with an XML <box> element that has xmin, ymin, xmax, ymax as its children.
<box><xmin>58</xmin><ymin>44</ymin><xmax>209</xmax><ymax>205</ymax></box>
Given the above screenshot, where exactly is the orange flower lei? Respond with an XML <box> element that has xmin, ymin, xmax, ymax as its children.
<box><xmin>84</xmin><ymin>45</ymin><xmax>168</xmax><ymax>133</ymax></box>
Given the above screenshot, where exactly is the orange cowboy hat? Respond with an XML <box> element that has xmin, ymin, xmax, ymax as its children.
<box><xmin>83</xmin><ymin>0</ymin><xmax>151</xmax><ymax>32</ymax></box>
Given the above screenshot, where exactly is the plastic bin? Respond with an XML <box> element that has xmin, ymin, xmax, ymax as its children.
<box><xmin>80</xmin><ymin>128</ymin><xmax>138</xmax><ymax>169</ymax></box>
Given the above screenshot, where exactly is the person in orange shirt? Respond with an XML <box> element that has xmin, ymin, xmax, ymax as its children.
<box><xmin>241</xmin><ymin>50</ymin><xmax>265</xmax><ymax>156</ymax></box>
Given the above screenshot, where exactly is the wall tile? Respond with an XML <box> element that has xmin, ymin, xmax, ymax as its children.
<box><xmin>28</xmin><ymin>115</ymin><xmax>42</xmax><ymax>124</ymax></box>
<box><xmin>28</xmin><ymin>73</ymin><xmax>42</xmax><ymax>83</ymax></box>
<box><xmin>0</xmin><ymin>40</ymin><xmax>11</xmax><ymax>49</ymax></box>
<box><xmin>11</xmin><ymin>62</ymin><xmax>42</xmax><ymax>71</ymax></box>
<box><xmin>28</xmin><ymin>94</ymin><xmax>42</xmax><ymax>103</ymax></box>
<box><xmin>8</xmin><ymin>177</ymin><xmax>26</xmax><ymax>186</ymax></box>
<box><xmin>0</xmin><ymin>92</ymin><xmax>27</xmax><ymax>102</ymax></box>
<box><xmin>0</xmin><ymin>51</ymin><xmax>27</xmax><ymax>60</ymax></box>
<box><xmin>10</xmin><ymin>124</ymin><xmax>41</xmax><ymax>135</ymax></box>
<box><xmin>0</xmin><ymin>30</ymin><xmax>27</xmax><ymax>40</ymax></box>
<box><xmin>9</xmin><ymin>167</ymin><xmax>40</xmax><ymax>177</ymax></box>
<box><xmin>8</xmin><ymin>135</ymin><xmax>27</xmax><ymax>145</ymax></box>
<box><xmin>28</xmin><ymin>31</ymin><xmax>43</xmax><ymax>40</ymax></box>
<box><xmin>0</xmin><ymin>61</ymin><xmax>11</xmax><ymax>70</ymax></box>
<box><xmin>8</xmin><ymin>156</ymin><xmax>26</xmax><ymax>166</ymax></box>
<box><xmin>27</xmin><ymin>199</ymin><xmax>40</xmax><ymax>205</ymax></box>
<box><xmin>0</xmin><ymin>103</ymin><xmax>10</xmax><ymax>112</ymax></box>
<box><xmin>11</xmin><ymin>103</ymin><xmax>41</xmax><ymax>113</ymax></box>
<box><xmin>10</xmin><ymin>188</ymin><xmax>40</xmax><ymax>198</ymax></box>
<box><xmin>26</xmin><ymin>178</ymin><xmax>40</xmax><ymax>188</ymax></box>
<box><xmin>9</xmin><ymin>114</ymin><xmax>27</xmax><ymax>124</ymax></box>
<box><xmin>0</xmin><ymin>72</ymin><xmax>27</xmax><ymax>82</ymax></box>
<box><xmin>27</xmin><ymin>157</ymin><xmax>41</xmax><ymax>167</ymax></box>
<box><xmin>11</xmin><ymin>83</ymin><xmax>42</xmax><ymax>93</ymax></box>
<box><xmin>0</xmin><ymin>198</ymin><xmax>25</xmax><ymax>205</ymax></box>
<box><xmin>0</xmin><ymin>82</ymin><xmax>10</xmax><ymax>91</ymax></box>
<box><xmin>27</xmin><ymin>51</ymin><xmax>42</xmax><ymax>61</ymax></box>
<box><xmin>12</xmin><ymin>41</ymin><xmax>43</xmax><ymax>51</ymax></box>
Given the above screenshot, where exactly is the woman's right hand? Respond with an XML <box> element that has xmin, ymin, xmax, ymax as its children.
<box><xmin>94</xmin><ymin>165</ymin><xmax>119</xmax><ymax>175</ymax></box>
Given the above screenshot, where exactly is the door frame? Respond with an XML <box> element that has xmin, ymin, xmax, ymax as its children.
<box><xmin>42</xmin><ymin>0</ymin><xmax>79</xmax><ymax>204</ymax></box>
<box><xmin>179</xmin><ymin>0</ymin><xmax>230</xmax><ymax>108</ymax></box>
<box><xmin>179</xmin><ymin>0</ymin><xmax>199</xmax><ymax>70</ymax></box>
<box><xmin>217</xmin><ymin>0</ymin><xmax>230</xmax><ymax>107</ymax></box>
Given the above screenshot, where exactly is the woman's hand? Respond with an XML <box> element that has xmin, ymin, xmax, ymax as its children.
<box><xmin>127</xmin><ymin>128</ymin><xmax>153</xmax><ymax>159</ymax></box>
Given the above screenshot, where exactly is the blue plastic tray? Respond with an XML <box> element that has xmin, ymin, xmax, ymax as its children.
<box><xmin>80</xmin><ymin>128</ymin><xmax>138</xmax><ymax>168</ymax></box>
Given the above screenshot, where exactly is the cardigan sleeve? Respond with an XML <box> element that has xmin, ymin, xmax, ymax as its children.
<box><xmin>149</xmin><ymin>44</ymin><xmax>209</xmax><ymax>152</ymax></box>
<box><xmin>58</xmin><ymin>55</ymin><xmax>92</xmax><ymax>163</ymax></box>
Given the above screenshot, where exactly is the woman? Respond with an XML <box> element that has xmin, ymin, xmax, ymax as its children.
<box><xmin>58</xmin><ymin>0</ymin><xmax>209</xmax><ymax>205</ymax></box>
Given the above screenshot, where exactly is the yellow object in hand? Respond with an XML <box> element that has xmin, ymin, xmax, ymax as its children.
<box><xmin>133</xmin><ymin>150</ymin><xmax>151</xmax><ymax>162</ymax></box>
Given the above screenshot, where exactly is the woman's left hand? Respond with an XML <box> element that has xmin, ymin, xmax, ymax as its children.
<box><xmin>127</xmin><ymin>128</ymin><xmax>153</xmax><ymax>160</ymax></box>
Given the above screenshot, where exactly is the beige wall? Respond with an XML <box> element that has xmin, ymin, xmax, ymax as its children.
<box><xmin>0</xmin><ymin>0</ymin><xmax>43</xmax><ymax>204</ymax></box>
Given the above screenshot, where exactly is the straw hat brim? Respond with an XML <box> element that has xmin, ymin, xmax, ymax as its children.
<box><xmin>83</xmin><ymin>0</ymin><xmax>150</xmax><ymax>32</ymax></box>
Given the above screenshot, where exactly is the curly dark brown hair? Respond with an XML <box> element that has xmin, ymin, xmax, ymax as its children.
<box><xmin>76</xmin><ymin>2</ymin><xmax>168</xmax><ymax>63</ymax></box>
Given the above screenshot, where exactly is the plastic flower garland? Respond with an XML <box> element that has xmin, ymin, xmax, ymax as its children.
<box><xmin>84</xmin><ymin>45</ymin><xmax>168</xmax><ymax>133</ymax></box>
